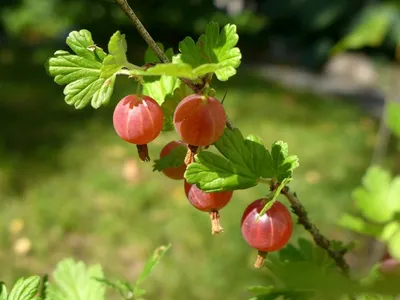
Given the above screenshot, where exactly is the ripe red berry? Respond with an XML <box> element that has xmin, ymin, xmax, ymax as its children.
<box><xmin>173</xmin><ymin>94</ymin><xmax>226</xmax><ymax>146</ymax></box>
<box><xmin>241</xmin><ymin>199</ymin><xmax>293</xmax><ymax>268</ymax></box>
<box><xmin>184</xmin><ymin>180</ymin><xmax>233</xmax><ymax>235</ymax></box>
<box><xmin>160</xmin><ymin>140</ymin><xmax>187</xmax><ymax>180</ymax></box>
<box><xmin>113</xmin><ymin>94</ymin><xmax>163</xmax><ymax>144</ymax></box>
<box><xmin>113</xmin><ymin>94</ymin><xmax>164</xmax><ymax>161</ymax></box>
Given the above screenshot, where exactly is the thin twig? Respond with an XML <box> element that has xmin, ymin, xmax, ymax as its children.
<box><xmin>114</xmin><ymin>0</ymin><xmax>168</xmax><ymax>63</ymax></box>
<box><xmin>281</xmin><ymin>186</ymin><xmax>350</xmax><ymax>275</ymax></box>
<box><xmin>114</xmin><ymin>0</ymin><xmax>200</xmax><ymax>93</ymax></box>
<box><xmin>113</xmin><ymin>0</ymin><xmax>234</xmax><ymax>129</ymax></box>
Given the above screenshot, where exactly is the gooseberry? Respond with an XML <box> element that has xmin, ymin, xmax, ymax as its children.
<box><xmin>241</xmin><ymin>199</ymin><xmax>293</xmax><ymax>268</ymax></box>
<box><xmin>113</xmin><ymin>94</ymin><xmax>164</xmax><ymax>161</ymax></box>
<box><xmin>159</xmin><ymin>140</ymin><xmax>187</xmax><ymax>180</ymax></box>
<box><xmin>173</xmin><ymin>94</ymin><xmax>226</xmax><ymax>146</ymax></box>
<box><xmin>184</xmin><ymin>180</ymin><xmax>233</xmax><ymax>235</ymax></box>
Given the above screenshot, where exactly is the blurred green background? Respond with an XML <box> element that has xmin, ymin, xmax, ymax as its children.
<box><xmin>1</xmin><ymin>0</ymin><xmax>400</xmax><ymax>299</ymax></box>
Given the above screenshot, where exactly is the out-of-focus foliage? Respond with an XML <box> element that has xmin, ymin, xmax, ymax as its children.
<box><xmin>339</xmin><ymin>165</ymin><xmax>400</xmax><ymax>261</ymax></box>
<box><xmin>332</xmin><ymin>2</ymin><xmax>400</xmax><ymax>54</ymax></box>
<box><xmin>1</xmin><ymin>0</ymin><xmax>399</xmax><ymax>65</ymax></box>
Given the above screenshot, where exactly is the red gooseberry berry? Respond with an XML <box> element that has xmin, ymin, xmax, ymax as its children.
<box><xmin>113</xmin><ymin>94</ymin><xmax>164</xmax><ymax>161</ymax></box>
<box><xmin>160</xmin><ymin>140</ymin><xmax>187</xmax><ymax>180</ymax></box>
<box><xmin>241</xmin><ymin>199</ymin><xmax>293</xmax><ymax>268</ymax></box>
<box><xmin>173</xmin><ymin>94</ymin><xmax>226</xmax><ymax>146</ymax></box>
<box><xmin>184</xmin><ymin>180</ymin><xmax>233</xmax><ymax>235</ymax></box>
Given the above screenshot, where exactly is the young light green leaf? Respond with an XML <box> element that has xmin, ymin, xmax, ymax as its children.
<box><xmin>185</xmin><ymin>128</ymin><xmax>298</xmax><ymax>192</ymax></box>
<box><xmin>387</xmin><ymin>101</ymin><xmax>400</xmax><ymax>138</ymax></box>
<box><xmin>352</xmin><ymin>166</ymin><xmax>400</xmax><ymax>223</ymax></box>
<box><xmin>46</xmin><ymin>258</ymin><xmax>105</xmax><ymax>300</ymax></box>
<box><xmin>143</xmin><ymin>77</ymin><xmax>191</xmax><ymax>130</ymax></box>
<box><xmin>46</xmin><ymin>29</ymin><xmax>116</xmax><ymax>109</ymax></box>
<box><xmin>173</xmin><ymin>21</ymin><xmax>242</xmax><ymax>81</ymax></box>
<box><xmin>100</xmin><ymin>31</ymin><xmax>129</xmax><ymax>78</ymax></box>
<box><xmin>388</xmin><ymin>229</ymin><xmax>400</xmax><ymax>260</ymax></box>
<box><xmin>136</xmin><ymin>244</ymin><xmax>171</xmax><ymax>286</ymax></box>
<box><xmin>142</xmin><ymin>76</ymin><xmax>180</xmax><ymax>106</ymax></box>
<box><xmin>153</xmin><ymin>144</ymin><xmax>187</xmax><ymax>172</ymax></box>
<box><xmin>8</xmin><ymin>276</ymin><xmax>41</xmax><ymax>300</ymax></box>
<box><xmin>0</xmin><ymin>282</ymin><xmax>7</xmax><ymax>300</ymax></box>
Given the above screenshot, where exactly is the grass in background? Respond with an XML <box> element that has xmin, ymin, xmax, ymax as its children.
<box><xmin>0</xmin><ymin>57</ymin><xmax>376</xmax><ymax>299</ymax></box>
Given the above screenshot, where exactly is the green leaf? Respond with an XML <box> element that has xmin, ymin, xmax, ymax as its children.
<box><xmin>352</xmin><ymin>166</ymin><xmax>400</xmax><ymax>223</ymax></box>
<box><xmin>153</xmin><ymin>144</ymin><xmax>187</xmax><ymax>172</ymax></box>
<box><xmin>173</xmin><ymin>21</ymin><xmax>242</xmax><ymax>81</ymax></box>
<box><xmin>46</xmin><ymin>258</ymin><xmax>105</xmax><ymax>300</ymax></box>
<box><xmin>388</xmin><ymin>229</ymin><xmax>400</xmax><ymax>260</ymax></box>
<box><xmin>142</xmin><ymin>76</ymin><xmax>180</xmax><ymax>106</ymax></box>
<box><xmin>100</xmin><ymin>31</ymin><xmax>129</xmax><ymax>79</ymax></box>
<box><xmin>8</xmin><ymin>276</ymin><xmax>41</xmax><ymax>300</ymax></box>
<box><xmin>160</xmin><ymin>83</ymin><xmax>192</xmax><ymax>131</ymax></box>
<box><xmin>46</xmin><ymin>29</ymin><xmax>116</xmax><ymax>109</ymax></box>
<box><xmin>136</xmin><ymin>244</ymin><xmax>171</xmax><ymax>287</ymax></box>
<box><xmin>260</xmin><ymin>239</ymin><xmax>400</xmax><ymax>298</ymax></box>
<box><xmin>279</xmin><ymin>238</ymin><xmax>336</xmax><ymax>269</ymax></box>
<box><xmin>387</xmin><ymin>102</ymin><xmax>400</xmax><ymax>138</ymax></box>
<box><xmin>0</xmin><ymin>282</ymin><xmax>7</xmax><ymax>300</ymax></box>
<box><xmin>144</xmin><ymin>43</ymin><xmax>174</xmax><ymax>64</ymax></box>
<box><xmin>331</xmin><ymin>4</ymin><xmax>394</xmax><ymax>54</ymax></box>
<box><xmin>185</xmin><ymin>128</ymin><xmax>262</xmax><ymax>192</ymax></box>
<box><xmin>270</xmin><ymin>141</ymin><xmax>299</xmax><ymax>182</ymax></box>
<box><xmin>185</xmin><ymin>128</ymin><xmax>298</xmax><ymax>192</ymax></box>
<box><xmin>143</xmin><ymin>78</ymin><xmax>191</xmax><ymax>130</ymax></box>
<box><xmin>338</xmin><ymin>213</ymin><xmax>384</xmax><ymax>237</ymax></box>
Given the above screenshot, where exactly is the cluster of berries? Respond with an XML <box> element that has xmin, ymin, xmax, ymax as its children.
<box><xmin>112</xmin><ymin>93</ymin><xmax>293</xmax><ymax>267</ymax></box>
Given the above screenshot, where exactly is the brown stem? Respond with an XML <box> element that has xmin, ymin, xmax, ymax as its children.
<box><xmin>281</xmin><ymin>186</ymin><xmax>350</xmax><ymax>275</ymax></box>
<box><xmin>254</xmin><ymin>251</ymin><xmax>267</xmax><ymax>268</ymax></box>
<box><xmin>209</xmin><ymin>211</ymin><xmax>223</xmax><ymax>235</ymax></box>
<box><xmin>136</xmin><ymin>144</ymin><xmax>150</xmax><ymax>162</ymax></box>
<box><xmin>113</xmin><ymin>0</ymin><xmax>235</xmax><ymax>130</ymax></box>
